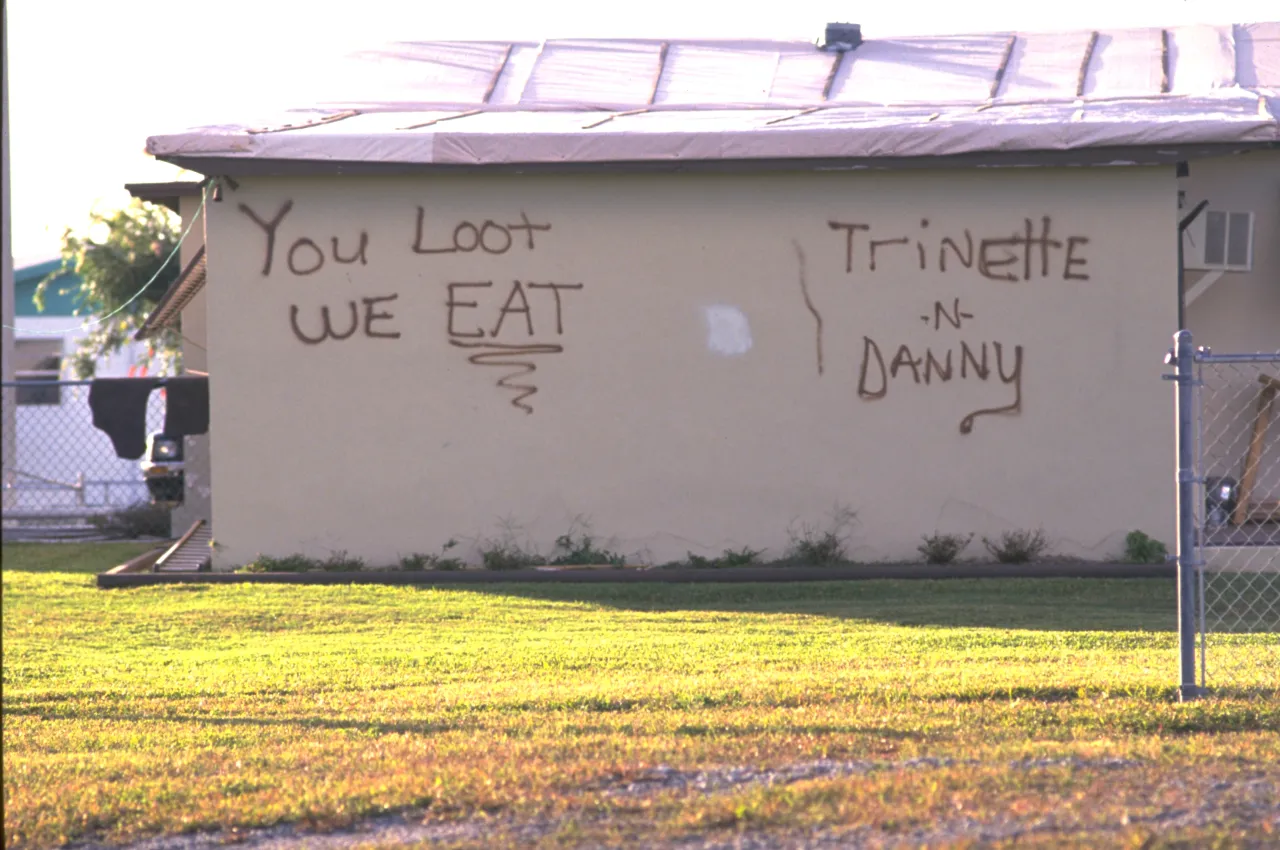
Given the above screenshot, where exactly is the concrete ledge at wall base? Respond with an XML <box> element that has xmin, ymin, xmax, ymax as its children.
<box><xmin>1203</xmin><ymin>547</ymin><xmax>1280</xmax><ymax>571</ymax></box>
<box><xmin>97</xmin><ymin>561</ymin><xmax>1174</xmax><ymax>588</ymax></box>
<box><xmin>101</xmin><ymin>546</ymin><xmax>170</xmax><ymax>576</ymax></box>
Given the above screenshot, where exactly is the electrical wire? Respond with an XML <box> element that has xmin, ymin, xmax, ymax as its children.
<box><xmin>4</xmin><ymin>182</ymin><xmax>211</xmax><ymax>336</ymax></box>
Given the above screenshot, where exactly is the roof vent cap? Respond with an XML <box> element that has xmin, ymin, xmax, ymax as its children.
<box><xmin>823</xmin><ymin>23</ymin><xmax>863</xmax><ymax>51</ymax></box>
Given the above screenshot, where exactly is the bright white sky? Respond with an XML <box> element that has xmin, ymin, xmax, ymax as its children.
<box><xmin>5</xmin><ymin>0</ymin><xmax>1277</xmax><ymax>267</ymax></box>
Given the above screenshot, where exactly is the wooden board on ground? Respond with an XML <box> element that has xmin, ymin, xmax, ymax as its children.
<box><xmin>153</xmin><ymin>520</ymin><xmax>212</xmax><ymax>573</ymax></box>
<box><xmin>102</xmin><ymin>547</ymin><xmax>168</xmax><ymax>575</ymax></box>
<box><xmin>1233</xmin><ymin>374</ymin><xmax>1279</xmax><ymax>527</ymax></box>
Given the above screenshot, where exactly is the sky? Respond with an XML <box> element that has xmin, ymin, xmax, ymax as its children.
<box><xmin>5</xmin><ymin>0</ymin><xmax>1277</xmax><ymax>267</ymax></box>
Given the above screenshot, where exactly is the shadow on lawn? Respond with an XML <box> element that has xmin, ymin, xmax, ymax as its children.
<box><xmin>430</xmin><ymin>578</ymin><xmax>1177</xmax><ymax>633</ymax></box>
<box><xmin>0</xmin><ymin>704</ymin><xmax>938</xmax><ymax>737</ymax></box>
<box><xmin>1</xmin><ymin>705</ymin><xmax>462</xmax><ymax>735</ymax></box>
<box><xmin>6</xmin><ymin>701</ymin><xmax>1273</xmax><ymax>733</ymax></box>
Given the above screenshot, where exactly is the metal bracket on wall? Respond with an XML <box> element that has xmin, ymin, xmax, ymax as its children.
<box><xmin>1184</xmin><ymin>270</ymin><xmax>1226</xmax><ymax>307</ymax></box>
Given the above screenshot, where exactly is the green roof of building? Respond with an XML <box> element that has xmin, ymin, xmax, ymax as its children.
<box><xmin>14</xmin><ymin>259</ymin><xmax>84</xmax><ymax>317</ymax></box>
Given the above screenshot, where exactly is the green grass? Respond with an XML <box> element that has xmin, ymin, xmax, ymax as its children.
<box><xmin>3</xmin><ymin>542</ymin><xmax>1277</xmax><ymax>849</ymax></box>
<box><xmin>1</xmin><ymin>541</ymin><xmax>157</xmax><ymax>574</ymax></box>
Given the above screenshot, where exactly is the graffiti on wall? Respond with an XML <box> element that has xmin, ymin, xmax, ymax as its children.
<box><xmin>792</xmin><ymin>240</ymin><xmax>824</xmax><ymax>376</ymax></box>
<box><xmin>234</xmin><ymin>192</ymin><xmax>1090</xmax><ymax>429</ymax></box>
<box><xmin>826</xmin><ymin>217</ymin><xmax>1089</xmax><ymax>281</ymax></box>
<box><xmin>444</xmin><ymin>279</ymin><xmax>583</xmax><ymax>414</ymax></box>
<box><xmin>237</xmin><ymin>198</ymin><xmax>581</xmax><ymax>414</ymax></box>
<box><xmin>806</xmin><ymin>216</ymin><xmax>1090</xmax><ymax>434</ymax></box>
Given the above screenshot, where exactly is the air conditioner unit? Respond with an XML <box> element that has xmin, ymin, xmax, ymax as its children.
<box><xmin>1183</xmin><ymin>209</ymin><xmax>1254</xmax><ymax>272</ymax></box>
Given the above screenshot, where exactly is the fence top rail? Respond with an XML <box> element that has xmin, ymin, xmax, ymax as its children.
<box><xmin>0</xmin><ymin>380</ymin><xmax>94</xmax><ymax>388</ymax></box>
<box><xmin>1194</xmin><ymin>352</ymin><xmax>1280</xmax><ymax>365</ymax></box>
<box><xmin>2</xmin><ymin>377</ymin><xmax>192</xmax><ymax>388</ymax></box>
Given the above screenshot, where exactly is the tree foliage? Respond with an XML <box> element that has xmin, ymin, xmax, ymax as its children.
<box><xmin>36</xmin><ymin>200</ymin><xmax>184</xmax><ymax>378</ymax></box>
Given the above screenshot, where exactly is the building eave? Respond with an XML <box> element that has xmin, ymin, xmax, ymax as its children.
<box><xmin>124</xmin><ymin>181</ymin><xmax>207</xmax><ymax>214</ymax></box>
<box><xmin>135</xmin><ymin>245</ymin><xmax>206</xmax><ymax>341</ymax></box>
<box><xmin>156</xmin><ymin>141</ymin><xmax>1279</xmax><ymax>179</ymax></box>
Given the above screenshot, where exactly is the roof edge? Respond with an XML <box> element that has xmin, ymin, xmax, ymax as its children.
<box><xmin>154</xmin><ymin>142</ymin><xmax>1280</xmax><ymax>179</ymax></box>
<box><xmin>136</xmin><ymin>246</ymin><xmax>207</xmax><ymax>341</ymax></box>
<box><xmin>125</xmin><ymin>181</ymin><xmax>207</xmax><ymax>214</ymax></box>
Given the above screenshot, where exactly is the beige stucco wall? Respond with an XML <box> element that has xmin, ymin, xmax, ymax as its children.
<box><xmin>204</xmin><ymin>166</ymin><xmax>1177</xmax><ymax>567</ymax></box>
<box><xmin>177</xmin><ymin>190</ymin><xmax>209</xmax><ymax>373</ymax></box>
<box><xmin>1184</xmin><ymin>150</ymin><xmax>1280</xmax><ymax>353</ymax></box>
<box><xmin>171</xmin><ymin>192</ymin><xmax>212</xmax><ymax>533</ymax></box>
<box><xmin>1183</xmin><ymin>151</ymin><xmax>1280</xmax><ymax>508</ymax></box>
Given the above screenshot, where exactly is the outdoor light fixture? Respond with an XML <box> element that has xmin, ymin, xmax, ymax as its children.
<box><xmin>141</xmin><ymin>432</ymin><xmax>185</xmax><ymax>505</ymax></box>
<box><xmin>151</xmin><ymin>438</ymin><xmax>182</xmax><ymax>461</ymax></box>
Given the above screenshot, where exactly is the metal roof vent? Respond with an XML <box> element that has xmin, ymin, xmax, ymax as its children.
<box><xmin>823</xmin><ymin>23</ymin><xmax>863</xmax><ymax>51</ymax></box>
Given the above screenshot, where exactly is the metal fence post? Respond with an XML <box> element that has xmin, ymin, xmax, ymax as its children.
<box><xmin>1172</xmin><ymin>330</ymin><xmax>1200</xmax><ymax>701</ymax></box>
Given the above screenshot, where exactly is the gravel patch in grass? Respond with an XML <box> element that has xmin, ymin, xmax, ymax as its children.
<box><xmin>60</xmin><ymin>767</ymin><xmax>1279</xmax><ymax>850</ymax></box>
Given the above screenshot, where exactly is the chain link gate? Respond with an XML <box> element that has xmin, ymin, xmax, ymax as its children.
<box><xmin>2</xmin><ymin>380</ymin><xmax>168</xmax><ymax>540</ymax></box>
<box><xmin>1170</xmin><ymin>332</ymin><xmax>1280</xmax><ymax>700</ymax></box>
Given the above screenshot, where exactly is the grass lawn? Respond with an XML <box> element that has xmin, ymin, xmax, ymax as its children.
<box><xmin>3</xmin><ymin>542</ymin><xmax>1277</xmax><ymax>849</ymax></box>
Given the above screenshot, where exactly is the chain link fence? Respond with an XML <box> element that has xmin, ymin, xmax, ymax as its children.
<box><xmin>1</xmin><ymin>381</ymin><xmax>170</xmax><ymax>541</ymax></box>
<box><xmin>1172</xmin><ymin>336</ymin><xmax>1279</xmax><ymax>699</ymax></box>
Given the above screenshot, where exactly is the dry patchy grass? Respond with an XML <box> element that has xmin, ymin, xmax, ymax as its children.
<box><xmin>2</xmin><ymin>542</ymin><xmax>1277</xmax><ymax>849</ymax></box>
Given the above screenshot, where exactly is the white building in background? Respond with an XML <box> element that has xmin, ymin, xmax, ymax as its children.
<box><xmin>11</xmin><ymin>258</ymin><xmax>159</xmax><ymax>378</ymax></box>
<box><xmin>5</xmin><ymin>258</ymin><xmax>167</xmax><ymax>519</ymax></box>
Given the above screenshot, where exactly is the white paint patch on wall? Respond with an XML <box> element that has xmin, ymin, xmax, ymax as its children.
<box><xmin>703</xmin><ymin>305</ymin><xmax>753</xmax><ymax>356</ymax></box>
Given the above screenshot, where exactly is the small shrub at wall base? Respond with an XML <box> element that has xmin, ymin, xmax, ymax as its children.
<box><xmin>982</xmin><ymin>529</ymin><xmax>1052</xmax><ymax>564</ymax></box>
<box><xmin>1124</xmin><ymin>530</ymin><xmax>1169</xmax><ymax>564</ymax></box>
<box><xmin>685</xmin><ymin>547</ymin><xmax>765</xmax><ymax>569</ymax></box>
<box><xmin>400</xmin><ymin>540</ymin><xmax>465</xmax><ymax>571</ymax></box>
<box><xmin>480</xmin><ymin>541</ymin><xmax>546</xmax><ymax>571</ymax></box>
<box><xmin>237</xmin><ymin>552</ymin><xmax>364</xmax><ymax>573</ymax></box>
<box><xmin>87</xmin><ymin>502</ymin><xmax>172</xmax><ymax>540</ymax></box>
<box><xmin>549</xmin><ymin>533</ymin><xmax>626</xmax><ymax>567</ymax></box>
<box><xmin>789</xmin><ymin>533</ymin><xmax>845</xmax><ymax>565</ymax></box>
<box><xmin>918</xmin><ymin>532</ymin><xmax>974</xmax><ymax>564</ymax></box>
<box><xmin>723</xmin><ymin>547</ymin><xmax>765</xmax><ymax>567</ymax></box>
<box><xmin>321</xmin><ymin>551</ymin><xmax>365</xmax><ymax>572</ymax></box>
<box><xmin>785</xmin><ymin>505</ymin><xmax>857</xmax><ymax>565</ymax></box>
<box><xmin>398</xmin><ymin>553</ymin><xmax>430</xmax><ymax>571</ymax></box>
<box><xmin>239</xmin><ymin>554</ymin><xmax>319</xmax><ymax>574</ymax></box>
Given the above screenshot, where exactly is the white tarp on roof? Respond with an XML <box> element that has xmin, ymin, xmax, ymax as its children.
<box><xmin>1000</xmin><ymin>30</ymin><xmax>1095</xmax><ymax>100</ymax></box>
<box><xmin>147</xmin><ymin>24</ymin><xmax>1280</xmax><ymax>168</ymax></box>
<box><xmin>828</xmin><ymin>34</ymin><xmax>1014</xmax><ymax>104</ymax></box>
<box><xmin>1238</xmin><ymin>22</ymin><xmax>1280</xmax><ymax>87</ymax></box>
